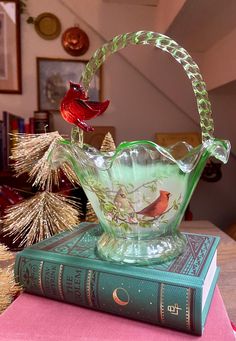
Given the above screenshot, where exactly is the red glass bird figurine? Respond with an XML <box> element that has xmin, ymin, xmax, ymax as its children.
<box><xmin>60</xmin><ymin>81</ymin><xmax>110</xmax><ymax>132</ymax></box>
<box><xmin>136</xmin><ymin>190</ymin><xmax>171</xmax><ymax>217</ymax></box>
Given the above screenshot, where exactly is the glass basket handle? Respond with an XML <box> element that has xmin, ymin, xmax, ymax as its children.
<box><xmin>80</xmin><ymin>31</ymin><xmax>214</xmax><ymax>143</ymax></box>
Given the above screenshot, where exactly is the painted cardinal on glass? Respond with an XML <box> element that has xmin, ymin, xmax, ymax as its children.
<box><xmin>136</xmin><ymin>190</ymin><xmax>171</xmax><ymax>218</ymax></box>
<box><xmin>60</xmin><ymin>81</ymin><xmax>109</xmax><ymax>132</ymax></box>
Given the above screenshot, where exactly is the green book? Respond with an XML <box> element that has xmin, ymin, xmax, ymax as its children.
<box><xmin>14</xmin><ymin>222</ymin><xmax>220</xmax><ymax>335</ymax></box>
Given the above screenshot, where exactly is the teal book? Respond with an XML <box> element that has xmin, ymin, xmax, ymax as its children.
<box><xmin>14</xmin><ymin>222</ymin><xmax>220</xmax><ymax>335</ymax></box>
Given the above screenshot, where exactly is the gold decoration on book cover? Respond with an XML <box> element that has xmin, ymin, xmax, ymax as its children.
<box><xmin>112</xmin><ymin>287</ymin><xmax>130</xmax><ymax>306</ymax></box>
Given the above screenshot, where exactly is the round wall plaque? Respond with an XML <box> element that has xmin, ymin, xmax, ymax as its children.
<box><xmin>62</xmin><ymin>27</ymin><xmax>89</xmax><ymax>56</ymax></box>
<box><xmin>34</xmin><ymin>13</ymin><xmax>61</xmax><ymax>40</ymax></box>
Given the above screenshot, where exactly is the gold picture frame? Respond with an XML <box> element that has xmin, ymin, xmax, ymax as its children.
<box><xmin>0</xmin><ymin>0</ymin><xmax>22</xmax><ymax>93</ymax></box>
<box><xmin>37</xmin><ymin>57</ymin><xmax>102</xmax><ymax>111</ymax></box>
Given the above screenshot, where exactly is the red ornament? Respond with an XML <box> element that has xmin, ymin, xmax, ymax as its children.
<box><xmin>60</xmin><ymin>82</ymin><xmax>109</xmax><ymax>132</ymax></box>
<box><xmin>61</xmin><ymin>27</ymin><xmax>89</xmax><ymax>56</ymax></box>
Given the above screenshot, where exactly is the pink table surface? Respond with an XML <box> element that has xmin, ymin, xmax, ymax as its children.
<box><xmin>0</xmin><ymin>286</ymin><xmax>234</xmax><ymax>341</ymax></box>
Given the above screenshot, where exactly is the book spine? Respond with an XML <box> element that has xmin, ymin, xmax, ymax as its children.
<box><xmin>15</xmin><ymin>254</ymin><xmax>202</xmax><ymax>335</ymax></box>
<box><xmin>2</xmin><ymin>111</ymin><xmax>9</xmax><ymax>170</ymax></box>
<box><xmin>29</xmin><ymin>117</ymin><xmax>35</xmax><ymax>133</ymax></box>
<box><xmin>2</xmin><ymin>111</ymin><xmax>24</xmax><ymax>168</ymax></box>
<box><xmin>33</xmin><ymin>111</ymin><xmax>49</xmax><ymax>133</ymax></box>
<box><xmin>18</xmin><ymin>118</ymin><xmax>25</xmax><ymax>133</ymax></box>
<box><xmin>0</xmin><ymin>121</ymin><xmax>3</xmax><ymax>170</ymax></box>
<box><xmin>10</xmin><ymin>118</ymin><xmax>19</xmax><ymax>152</ymax></box>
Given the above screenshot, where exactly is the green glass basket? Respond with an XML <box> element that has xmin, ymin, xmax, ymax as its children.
<box><xmin>57</xmin><ymin>31</ymin><xmax>230</xmax><ymax>265</ymax></box>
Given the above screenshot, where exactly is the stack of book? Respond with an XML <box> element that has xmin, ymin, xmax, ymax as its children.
<box><xmin>9</xmin><ymin>222</ymin><xmax>234</xmax><ymax>338</ymax></box>
<box><xmin>0</xmin><ymin>110</ymin><xmax>52</xmax><ymax>170</ymax></box>
<box><xmin>0</xmin><ymin>111</ymin><xmax>25</xmax><ymax>170</ymax></box>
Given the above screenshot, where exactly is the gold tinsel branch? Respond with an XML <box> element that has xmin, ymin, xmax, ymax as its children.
<box><xmin>10</xmin><ymin>132</ymin><xmax>62</xmax><ymax>176</ymax></box>
<box><xmin>61</xmin><ymin>162</ymin><xmax>81</xmax><ymax>187</ymax></box>
<box><xmin>0</xmin><ymin>243</ymin><xmax>13</xmax><ymax>262</ymax></box>
<box><xmin>0</xmin><ymin>266</ymin><xmax>22</xmax><ymax>314</ymax></box>
<box><xmin>28</xmin><ymin>135</ymin><xmax>63</xmax><ymax>191</ymax></box>
<box><xmin>10</xmin><ymin>132</ymin><xmax>80</xmax><ymax>190</ymax></box>
<box><xmin>100</xmin><ymin>132</ymin><xmax>116</xmax><ymax>152</ymax></box>
<box><xmin>6</xmin><ymin>132</ymin><xmax>82</xmax><ymax>247</ymax></box>
<box><xmin>2</xmin><ymin>192</ymin><xmax>80</xmax><ymax>247</ymax></box>
<box><xmin>85</xmin><ymin>201</ymin><xmax>98</xmax><ymax>223</ymax></box>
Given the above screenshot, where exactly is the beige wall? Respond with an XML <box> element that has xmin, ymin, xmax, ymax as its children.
<box><xmin>0</xmin><ymin>0</ymin><xmax>103</xmax><ymax>128</ymax></box>
<box><xmin>0</xmin><ymin>0</ymin><xmax>199</xmax><ymax>142</ymax></box>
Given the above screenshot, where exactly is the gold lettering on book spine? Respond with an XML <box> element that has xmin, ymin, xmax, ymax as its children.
<box><xmin>167</xmin><ymin>303</ymin><xmax>182</xmax><ymax>315</ymax></box>
<box><xmin>38</xmin><ymin>261</ymin><xmax>44</xmax><ymax>295</ymax></box>
<box><xmin>58</xmin><ymin>264</ymin><xmax>64</xmax><ymax>300</ymax></box>
<box><xmin>86</xmin><ymin>270</ymin><xmax>93</xmax><ymax>307</ymax></box>
<box><xmin>186</xmin><ymin>288</ymin><xmax>192</xmax><ymax>330</ymax></box>
<box><xmin>160</xmin><ymin>284</ymin><xmax>191</xmax><ymax>329</ymax></box>
<box><xmin>160</xmin><ymin>283</ymin><xmax>165</xmax><ymax>323</ymax></box>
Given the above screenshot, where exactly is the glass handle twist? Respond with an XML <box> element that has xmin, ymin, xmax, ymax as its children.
<box><xmin>80</xmin><ymin>30</ymin><xmax>214</xmax><ymax>143</ymax></box>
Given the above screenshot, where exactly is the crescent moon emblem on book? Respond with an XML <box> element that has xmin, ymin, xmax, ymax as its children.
<box><xmin>112</xmin><ymin>287</ymin><xmax>130</xmax><ymax>306</ymax></box>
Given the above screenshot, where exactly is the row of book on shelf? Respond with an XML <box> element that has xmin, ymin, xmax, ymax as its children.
<box><xmin>0</xmin><ymin>111</ymin><xmax>50</xmax><ymax>170</ymax></box>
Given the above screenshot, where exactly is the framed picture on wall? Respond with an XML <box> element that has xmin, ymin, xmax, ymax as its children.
<box><xmin>37</xmin><ymin>58</ymin><xmax>101</xmax><ymax>111</ymax></box>
<box><xmin>0</xmin><ymin>0</ymin><xmax>22</xmax><ymax>93</ymax></box>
